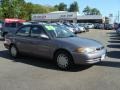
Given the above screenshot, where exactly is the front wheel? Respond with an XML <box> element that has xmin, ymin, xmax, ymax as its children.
<box><xmin>9</xmin><ymin>45</ymin><xmax>19</xmax><ymax>58</ymax></box>
<box><xmin>54</xmin><ymin>51</ymin><xmax>74</xmax><ymax>70</ymax></box>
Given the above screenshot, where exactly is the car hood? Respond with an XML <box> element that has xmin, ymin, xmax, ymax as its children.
<box><xmin>56</xmin><ymin>36</ymin><xmax>103</xmax><ymax>48</ymax></box>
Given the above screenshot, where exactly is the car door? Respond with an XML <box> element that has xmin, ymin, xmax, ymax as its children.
<box><xmin>29</xmin><ymin>25</ymin><xmax>53</xmax><ymax>58</ymax></box>
<box><xmin>15</xmin><ymin>25</ymin><xmax>33</xmax><ymax>54</ymax></box>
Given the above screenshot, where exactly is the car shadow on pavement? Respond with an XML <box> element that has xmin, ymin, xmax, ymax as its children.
<box><xmin>0</xmin><ymin>38</ymin><xmax>4</xmax><ymax>41</ymax></box>
<box><xmin>108</xmin><ymin>41</ymin><xmax>120</xmax><ymax>43</ymax></box>
<box><xmin>107</xmin><ymin>44</ymin><xmax>120</xmax><ymax>48</ymax></box>
<box><xmin>96</xmin><ymin>61</ymin><xmax>120</xmax><ymax>68</ymax></box>
<box><xmin>109</xmin><ymin>34</ymin><xmax>120</xmax><ymax>38</ymax></box>
<box><xmin>107</xmin><ymin>51</ymin><xmax>120</xmax><ymax>59</ymax></box>
<box><xmin>107</xmin><ymin>32</ymin><xmax>117</xmax><ymax>35</ymax></box>
<box><xmin>110</xmin><ymin>38</ymin><xmax>120</xmax><ymax>40</ymax></box>
<box><xmin>0</xmin><ymin>50</ymin><xmax>92</xmax><ymax>72</ymax></box>
<box><xmin>109</xmin><ymin>35</ymin><xmax>119</xmax><ymax>38</ymax></box>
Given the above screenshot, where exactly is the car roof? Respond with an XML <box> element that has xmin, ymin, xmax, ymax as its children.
<box><xmin>22</xmin><ymin>24</ymin><xmax>43</xmax><ymax>27</ymax></box>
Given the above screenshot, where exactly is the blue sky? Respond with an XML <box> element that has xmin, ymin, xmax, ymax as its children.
<box><xmin>25</xmin><ymin>0</ymin><xmax>119</xmax><ymax>17</ymax></box>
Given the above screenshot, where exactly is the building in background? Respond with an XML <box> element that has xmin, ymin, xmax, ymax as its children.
<box><xmin>32</xmin><ymin>11</ymin><xmax>105</xmax><ymax>23</ymax></box>
<box><xmin>77</xmin><ymin>15</ymin><xmax>104</xmax><ymax>23</ymax></box>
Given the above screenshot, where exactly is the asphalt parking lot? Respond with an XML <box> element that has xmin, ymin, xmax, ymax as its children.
<box><xmin>0</xmin><ymin>29</ymin><xmax>120</xmax><ymax>90</ymax></box>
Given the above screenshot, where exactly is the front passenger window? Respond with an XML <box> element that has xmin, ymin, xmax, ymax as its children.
<box><xmin>31</xmin><ymin>26</ymin><xmax>45</xmax><ymax>37</ymax></box>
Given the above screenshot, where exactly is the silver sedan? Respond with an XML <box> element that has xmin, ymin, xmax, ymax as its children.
<box><xmin>4</xmin><ymin>24</ymin><xmax>106</xmax><ymax>70</ymax></box>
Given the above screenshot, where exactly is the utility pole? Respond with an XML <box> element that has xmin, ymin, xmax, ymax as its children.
<box><xmin>118</xmin><ymin>11</ymin><xmax>119</xmax><ymax>23</ymax></box>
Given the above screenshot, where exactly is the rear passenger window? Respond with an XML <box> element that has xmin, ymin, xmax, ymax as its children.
<box><xmin>16</xmin><ymin>26</ymin><xmax>30</xmax><ymax>37</ymax></box>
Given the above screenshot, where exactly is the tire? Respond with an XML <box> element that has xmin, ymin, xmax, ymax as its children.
<box><xmin>9</xmin><ymin>45</ymin><xmax>19</xmax><ymax>58</ymax></box>
<box><xmin>54</xmin><ymin>51</ymin><xmax>74</xmax><ymax>70</ymax></box>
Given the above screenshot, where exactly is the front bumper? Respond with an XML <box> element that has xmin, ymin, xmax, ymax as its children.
<box><xmin>4</xmin><ymin>40</ymin><xmax>11</xmax><ymax>49</ymax></box>
<box><xmin>71</xmin><ymin>48</ymin><xmax>106</xmax><ymax>65</ymax></box>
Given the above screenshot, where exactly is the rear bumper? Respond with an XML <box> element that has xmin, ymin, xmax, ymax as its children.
<box><xmin>71</xmin><ymin>49</ymin><xmax>106</xmax><ymax>65</ymax></box>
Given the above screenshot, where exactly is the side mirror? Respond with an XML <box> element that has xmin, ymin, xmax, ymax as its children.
<box><xmin>40</xmin><ymin>34</ymin><xmax>49</xmax><ymax>39</ymax></box>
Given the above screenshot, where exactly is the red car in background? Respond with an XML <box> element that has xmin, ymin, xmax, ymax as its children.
<box><xmin>1</xmin><ymin>18</ymin><xmax>26</xmax><ymax>38</ymax></box>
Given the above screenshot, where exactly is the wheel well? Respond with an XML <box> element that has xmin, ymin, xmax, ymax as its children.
<box><xmin>53</xmin><ymin>49</ymin><xmax>73</xmax><ymax>60</ymax></box>
<box><xmin>9</xmin><ymin>43</ymin><xmax>19</xmax><ymax>53</ymax></box>
<box><xmin>8</xmin><ymin>43</ymin><xmax>14</xmax><ymax>49</ymax></box>
<box><xmin>9</xmin><ymin>43</ymin><xmax>17</xmax><ymax>49</ymax></box>
<box><xmin>10</xmin><ymin>43</ymin><xmax>14</xmax><ymax>47</ymax></box>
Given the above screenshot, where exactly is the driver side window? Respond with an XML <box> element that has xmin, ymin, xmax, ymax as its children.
<box><xmin>31</xmin><ymin>26</ymin><xmax>45</xmax><ymax>38</ymax></box>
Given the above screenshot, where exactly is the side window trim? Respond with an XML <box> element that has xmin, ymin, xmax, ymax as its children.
<box><xmin>30</xmin><ymin>25</ymin><xmax>48</xmax><ymax>38</ymax></box>
<box><xmin>16</xmin><ymin>25</ymin><xmax>31</xmax><ymax>37</ymax></box>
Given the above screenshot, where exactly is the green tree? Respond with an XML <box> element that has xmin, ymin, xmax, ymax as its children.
<box><xmin>12</xmin><ymin>0</ymin><xmax>25</xmax><ymax>18</ymax></box>
<box><xmin>54</xmin><ymin>3</ymin><xmax>67</xmax><ymax>11</ymax></box>
<box><xmin>1</xmin><ymin>0</ymin><xmax>26</xmax><ymax>18</ymax></box>
<box><xmin>91</xmin><ymin>8</ymin><xmax>101</xmax><ymax>15</ymax></box>
<box><xmin>83</xmin><ymin>6</ymin><xmax>101</xmax><ymax>15</ymax></box>
<box><xmin>54</xmin><ymin>5</ymin><xmax>59</xmax><ymax>10</ymax></box>
<box><xmin>0</xmin><ymin>0</ymin><xmax>58</xmax><ymax>20</ymax></box>
<box><xmin>23</xmin><ymin>3</ymin><xmax>57</xmax><ymax>20</ymax></box>
<box><xmin>1</xmin><ymin>0</ymin><xmax>10</xmax><ymax>18</ymax></box>
<box><xmin>69</xmin><ymin>1</ymin><xmax>79</xmax><ymax>12</ymax></box>
<box><xmin>83</xmin><ymin>6</ymin><xmax>91</xmax><ymax>15</ymax></box>
<box><xmin>46</xmin><ymin>5</ymin><xmax>58</xmax><ymax>12</ymax></box>
<box><xmin>22</xmin><ymin>2</ymin><xmax>33</xmax><ymax>20</ymax></box>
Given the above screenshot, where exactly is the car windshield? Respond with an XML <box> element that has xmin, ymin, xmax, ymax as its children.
<box><xmin>44</xmin><ymin>25</ymin><xmax>75</xmax><ymax>38</ymax></box>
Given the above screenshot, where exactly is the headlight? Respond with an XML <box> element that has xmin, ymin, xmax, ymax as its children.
<box><xmin>75</xmin><ymin>48</ymin><xmax>96</xmax><ymax>53</ymax></box>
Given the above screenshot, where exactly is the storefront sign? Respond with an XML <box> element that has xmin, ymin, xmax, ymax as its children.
<box><xmin>32</xmin><ymin>12</ymin><xmax>77</xmax><ymax>21</ymax></box>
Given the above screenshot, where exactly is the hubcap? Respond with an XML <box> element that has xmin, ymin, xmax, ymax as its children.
<box><xmin>57</xmin><ymin>54</ymin><xmax>69</xmax><ymax>68</ymax></box>
<box><xmin>11</xmin><ymin>46</ymin><xmax>17</xmax><ymax>57</ymax></box>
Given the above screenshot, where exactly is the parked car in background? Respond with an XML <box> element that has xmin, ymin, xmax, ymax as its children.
<box><xmin>4</xmin><ymin>24</ymin><xmax>106</xmax><ymax>70</ymax></box>
<box><xmin>53</xmin><ymin>24</ymin><xmax>75</xmax><ymax>33</ymax></box>
<box><xmin>98</xmin><ymin>24</ymin><xmax>105</xmax><ymax>29</ymax></box>
<box><xmin>63</xmin><ymin>23</ymin><xmax>79</xmax><ymax>34</ymax></box>
<box><xmin>104</xmin><ymin>24</ymin><xmax>114</xmax><ymax>30</ymax></box>
<box><xmin>79</xmin><ymin>26</ymin><xmax>86</xmax><ymax>32</ymax></box>
<box><xmin>1</xmin><ymin>18</ymin><xmax>26</xmax><ymax>38</ymax></box>
<box><xmin>114</xmin><ymin>23</ymin><xmax>120</xmax><ymax>30</ymax></box>
<box><xmin>116</xmin><ymin>27</ymin><xmax>120</xmax><ymax>35</ymax></box>
<box><xmin>0</xmin><ymin>22</ymin><xmax>3</xmax><ymax>36</ymax></box>
<box><xmin>70</xmin><ymin>23</ymin><xmax>83</xmax><ymax>33</ymax></box>
<box><xmin>78</xmin><ymin>23</ymin><xmax>89</xmax><ymax>32</ymax></box>
<box><xmin>94</xmin><ymin>23</ymin><xmax>99</xmax><ymax>29</ymax></box>
<box><xmin>86</xmin><ymin>23</ymin><xmax>94</xmax><ymax>29</ymax></box>
<box><xmin>28</xmin><ymin>21</ymin><xmax>46</xmax><ymax>25</ymax></box>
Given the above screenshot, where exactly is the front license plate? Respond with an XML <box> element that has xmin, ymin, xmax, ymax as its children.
<box><xmin>101</xmin><ymin>54</ymin><xmax>105</xmax><ymax>60</ymax></box>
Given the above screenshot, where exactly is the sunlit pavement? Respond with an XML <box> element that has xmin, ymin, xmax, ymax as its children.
<box><xmin>0</xmin><ymin>29</ymin><xmax>119</xmax><ymax>90</ymax></box>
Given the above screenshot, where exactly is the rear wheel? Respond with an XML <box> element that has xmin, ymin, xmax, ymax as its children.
<box><xmin>9</xmin><ymin>45</ymin><xmax>19</xmax><ymax>58</ymax></box>
<box><xmin>54</xmin><ymin>51</ymin><xmax>74</xmax><ymax>70</ymax></box>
